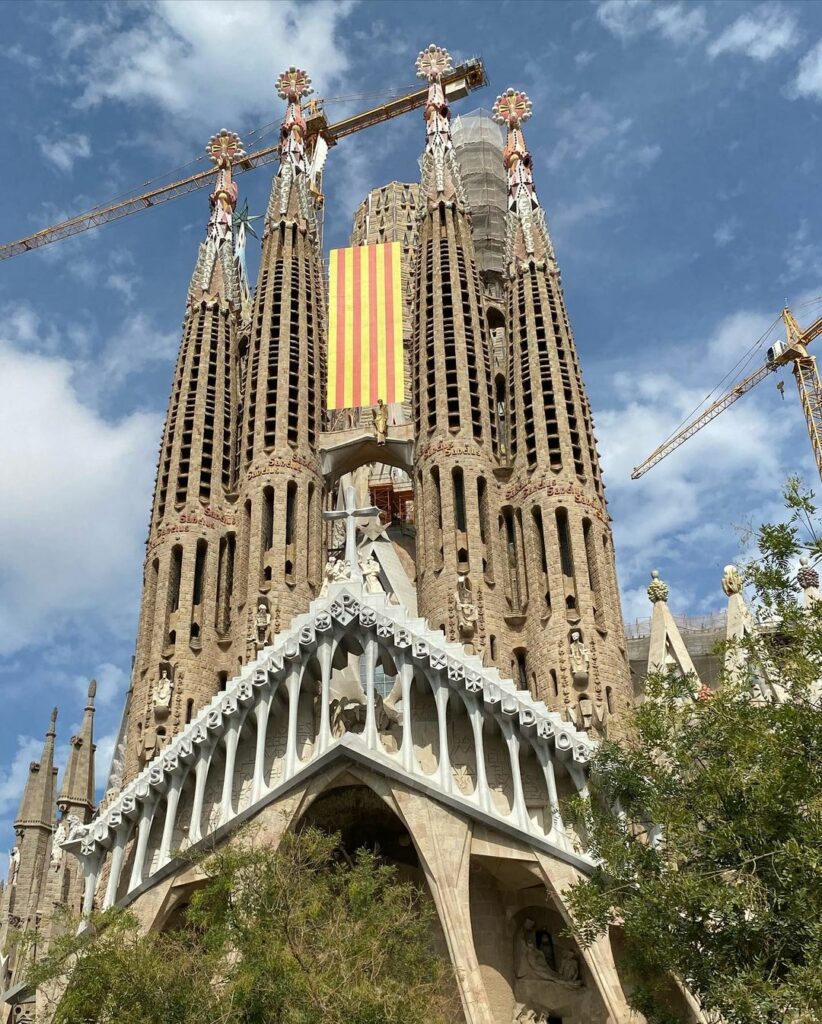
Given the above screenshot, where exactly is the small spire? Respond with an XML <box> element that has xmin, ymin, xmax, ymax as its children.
<box><xmin>57</xmin><ymin>683</ymin><xmax>97</xmax><ymax>821</ymax></box>
<box><xmin>492</xmin><ymin>86</ymin><xmax>556</xmax><ymax>271</ymax></box>
<box><xmin>647</xmin><ymin>569</ymin><xmax>669</xmax><ymax>604</ymax></box>
<box><xmin>797</xmin><ymin>556</ymin><xmax>820</xmax><ymax>608</ymax></box>
<box><xmin>267</xmin><ymin>67</ymin><xmax>314</xmax><ymax>228</ymax></box>
<box><xmin>14</xmin><ymin>707</ymin><xmax>59</xmax><ymax>832</ymax></box>
<box><xmin>415</xmin><ymin>44</ymin><xmax>465</xmax><ymax>207</ymax></box>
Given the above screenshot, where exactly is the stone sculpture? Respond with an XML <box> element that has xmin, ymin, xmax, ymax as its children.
<box><xmin>515</xmin><ymin>918</ymin><xmax>581</xmax><ymax>988</ymax></box>
<box><xmin>8</xmin><ymin>847</ymin><xmax>19</xmax><ymax>887</ymax></box>
<box><xmin>456</xmin><ymin>575</ymin><xmax>478</xmax><ymax>642</ymax></box>
<box><xmin>152</xmin><ymin>669</ymin><xmax>173</xmax><ymax>713</ymax></box>
<box><xmin>569</xmin><ymin>630</ymin><xmax>589</xmax><ymax>683</ymax></box>
<box><xmin>255</xmin><ymin>602</ymin><xmax>272</xmax><ymax>647</ymax></box>
<box><xmin>50</xmin><ymin>821</ymin><xmax>67</xmax><ymax>870</ymax></box>
<box><xmin>722</xmin><ymin>564</ymin><xmax>743</xmax><ymax>596</ymax></box>
<box><xmin>373</xmin><ymin>398</ymin><xmax>388</xmax><ymax>445</ymax></box>
<box><xmin>359</xmin><ymin>551</ymin><xmax>384</xmax><ymax>594</ymax></box>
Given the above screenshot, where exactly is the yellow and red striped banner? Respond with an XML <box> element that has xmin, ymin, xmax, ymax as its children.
<box><xmin>327</xmin><ymin>242</ymin><xmax>404</xmax><ymax>410</ymax></box>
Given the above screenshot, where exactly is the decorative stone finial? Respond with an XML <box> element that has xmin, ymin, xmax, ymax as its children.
<box><xmin>275</xmin><ymin>66</ymin><xmax>313</xmax><ymax>101</ymax></box>
<box><xmin>416</xmin><ymin>43</ymin><xmax>452</xmax><ymax>81</ymax></box>
<box><xmin>721</xmin><ymin>564</ymin><xmax>743</xmax><ymax>597</ymax></box>
<box><xmin>206</xmin><ymin>129</ymin><xmax>246</xmax><ymax>169</ymax></box>
<box><xmin>492</xmin><ymin>87</ymin><xmax>533</xmax><ymax>128</ymax></box>
<box><xmin>797</xmin><ymin>556</ymin><xmax>820</xmax><ymax>591</ymax></box>
<box><xmin>647</xmin><ymin>569</ymin><xmax>669</xmax><ymax>604</ymax></box>
<box><xmin>87</xmin><ymin>679</ymin><xmax>97</xmax><ymax>699</ymax></box>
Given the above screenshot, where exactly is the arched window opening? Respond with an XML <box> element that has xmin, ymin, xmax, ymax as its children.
<box><xmin>185</xmin><ymin>698</ymin><xmax>194</xmax><ymax>724</ymax></box>
<box><xmin>513</xmin><ymin>648</ymin><xmax>529</xmax><ymax>691</ymax></box>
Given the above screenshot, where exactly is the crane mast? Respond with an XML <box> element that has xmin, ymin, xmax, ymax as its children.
<box><xmin>0</xmin><ymin>58</ymin><xmax>487</xmax><ymax>263</ymax></box>
<box><xmin>631</xmin><ymin>307</ymin><xmax>822</xmax><ymax>482</ymax></box>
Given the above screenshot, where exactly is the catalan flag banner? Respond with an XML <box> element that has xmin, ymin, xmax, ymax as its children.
<box><xmin>327</xmin><ymin>242</ymin><xmax>404</xmax><ymax>410</ymax></box>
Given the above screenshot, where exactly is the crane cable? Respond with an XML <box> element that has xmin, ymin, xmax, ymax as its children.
<box><xmin>651</xmin><ymin>313</ymin><xmax>783</xmax><ymax>451</ymax></box>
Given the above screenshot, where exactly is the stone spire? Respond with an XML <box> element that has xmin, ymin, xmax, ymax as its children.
<box><xmin>235</xmin><ymin>66</ymin><xmax>324</xmax><ymax>645</ymax></box>
<box><xmin>57</xmin><ymin>680</ymin><xmax>96</xmax><ymax>821</ymax></box>
<box><xmin>416</xmin><ymin>43</ymin><xmax>467</xmax><ymax>210</ymax></box>
<box><xmin>410</xmin><ymin>44</ymin><xmax>506</xmax><ymax>666</ymax></box>
<box><xmin>646</xmin><ymin>571</ymin><xmax>700</xmax><ymax>681</ymax></box>
<box><xmin>494</xmin><ymin>86</ymin><xmax>632</xmax><ymax>730</ymax></box>
<box><xmin>493</xmin><ymin>87</ymin><xmax>557</xmax><ymax>273</ymax></box>
<box><xmin>122</xmin><ymin>135</ymin><xmax>248</xmax><ymax>781</ymax></box>
<box><xmin>16</xmin><ymin>708</ymin><xmax>58</xmax><ymax>833</ymax></box>
<box><xmin>188</xmin><ymin>129</ymin><xmax>248</xmax><ymax>312</ymax></box>
<box><xmin>2</xmin><ymin>708</ymin><xmax>59</xmax><ymax>940</ymax></box>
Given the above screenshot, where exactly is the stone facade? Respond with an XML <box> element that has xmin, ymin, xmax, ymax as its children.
<box><xmin>0</xmin><ymin>48</ymin><xmax>672</xmax><ymax>1024</ymax></box>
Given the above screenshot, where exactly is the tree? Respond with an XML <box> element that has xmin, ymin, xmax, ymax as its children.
<box><xmin>29</xmin><ymin>826</ymin><xmax>460</xmax><ymax>1024</ymax></box>
<box><xmin>565</xmin><ymin>480</ymin><xmax>822</xmax><ymax>1024</ymax></box>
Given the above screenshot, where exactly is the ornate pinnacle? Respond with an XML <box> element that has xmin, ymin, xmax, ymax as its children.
<box><xmin>721</xmin><ymin>564</ymin><xmax>743</xmax><ymax>597</ymax></box>
<box><xmin>647</xmin><ymin>570</ymin><xmax>669</xmax><ymax>604</ymax></box>
<box><xmin>206</xmin><ymin>129</ymin><xmax>246</xmax><ymax>169</ymax></box>
<box><xmin>276</xmin><ymin>66</ymin><xmax>313</xmax><ymax>101</ymax></box>
<box><xmin>797</xmin><ymin>556</ymin><xmax>819</xmax><ymax>591</ymax></box>
<box><xmin>416</xmin><ymin>43</ymin><xmax>452</xmax><ymax>81</ymax></box>
<box><xmin>492</xmin><ymin>87</ymin><xmax>533</xmax><ymax>128</ymax></box>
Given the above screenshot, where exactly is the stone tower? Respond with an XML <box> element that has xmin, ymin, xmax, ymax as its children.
<box><xmin>124</xmin><ymin>130</ymin><xmax>249</xmax><ymax>778</ymax></box>
<box><xmin>410</xmin><ymin>45</ymin><xmax>506</xmax><ymax>664</ymax></box>
<box><xmin>235</xmin><ymin>66</ymin><xmax>324</xmax><ymax>650</ymax></box>
<box><xmin>492</xmin><ymin>87</ymin><xmax>631</xmax><ymax>729</ymax></box>
<box><xmin>0</xmin><ymin>710</ymin><xmax>58</xmax><ymax>940</ymax></box>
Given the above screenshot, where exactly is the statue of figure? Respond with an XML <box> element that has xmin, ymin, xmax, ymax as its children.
<box><xmin>558</xmin><ymin>949</ymin><xmax>581</xmax><ymax>984</ymax></box>
<box><xmin>8</xmin><ymin>847</ymin><xmax>20</xmax><ymax>887</ymax></box>
<box><xmin>359</xmin><ymin>551</ymin><xmax>384</xmax><ymax>594</ymax></box>
<box><xmin>513</xmin><ymin>1006</ymin><xmax>547</xmax><ymax>1024</ymax></box>
<box><xmin>569</xmin><ymin>630</ymin><xmax>589</xmax><ymax>684</ymax></box>
<box><xmin>456</xmin><ymin>575</ymin><xmax>478</xmax><ymax>642</ymax></box>
<box><xmin>319</xmin><ymin>556</ymin><xmax>339</xmax><ymax>598</ymax></box>
<box><xmin>330</xmin><ymin>696</ymin><xmax>365</xmax><ymax>737</ymax></box>
<box><xmin>574</xmin><ymin>695</ymin><xmax>594</xmax><ymax>733</ymax></box>
<box><xmin>255</xmin><ymin>602</ymin><xmax>271</xmax><ymax>647</ymax></box>
<box><xmin>66</xmin><ymin>814</ymin><xmax>84</xmax><ymax>842</ymax></box>
<box><xmin>50</xmin><ymin>821</ymin><xmax>67</xmax><ymax>870</ymax></box>
<box><xmin>722</xmin><ymin>564</ymin><xmax>743</xmax><ymax>597</ymax></box>
<box><xmin>152</xmin><ymin>669</ymin><xmax>173</xmax><ymax>713</ymax></box>
<box><xmin>373</xmin><ymin>398</ymin><xmax>388</xmax><ymax>445</ymax></box>
<box><xmin>515</xmin><ymin>919</ymin><xmax>582</xmax><ymax>988</ymax></box>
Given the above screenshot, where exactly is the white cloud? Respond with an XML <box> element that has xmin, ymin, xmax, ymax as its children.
<box><xmin>548</xmin><ymin>93</ymin><xmax>660</xmax><ymax>174</ymax></box>
<box><xmin>0</xmin><ymin>337</ymin><xmax>161</xmax><ymax>657</ymax></box>
<box><xmin>790</xmin><ymin>38</ymin><xmax>822</xmax><ymax>101</ymax></box>
<box><xmin>575</xmin><ymin>50</ymin><xmax>596</xmax><ymax>68</ymax></box>
<box><xmin>708</xmin><ymin>5</ymin><xmax>799</xmax><ymax>62</ymax></box>
<box><xmin>36</xmin><ymin>132</ymin><xmax>92</xmax><ymax>174</ymax></box>
<box><xmin>781</xmin><ymin>220</ymin><xmax>822</xmax><ymax>282</ymax></box>
<box><xmin>596</xmin><ymin>0</ymin><xmax>707</xmax><ymax>45</ymax></box>
<box><xmin>59</xmin><ymin>0</ymin><xmax>355</xmax><ymax>136</ymax></box>
<box><xmin>551</xmin><ymin>194</ymin><xmax>614</xmax><ymax>234</ymax></box>
<box><xmin>714</xmin><ymin>217</ymin><xmax>739</xmax><ymax>247</ymax></box>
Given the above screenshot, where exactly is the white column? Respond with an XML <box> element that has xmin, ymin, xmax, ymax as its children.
<box><xmin>251</xmin><ymin>694</ymin><xmax>273</xmax><ymax>803</ymax></box>
<box><xmin>81</xmin><ymin>851</ymin><xmax>102</xmax><ymax>918</ymax></box>
<box><xmin>128</xmin><ymin>799</ymin><xmax>157</xmax><ymax>892</ymax></box>
<box><xmin>363</xmin><ymin>637</ymin><xmax>378</xmax><ymax>752</ymax></box>
<box><xmin>433</xmin><ymin>675</ymin><xmax>452</xmax><ymax>793</ymax></box>
<box><xmin>464</xmin><ymin>693</ymin><xmax>492</xmax><ymax>813</ymax></box>
<box><xmin>158</xmin><ymin>774</ymin><xmax>184</xmax><ymax>867</ymax></box>
<box><xmin>284</xmin><ymin>662</ymin><xmax>302</xmax><ymax>780</ymax></box>
<box><xmin>103</xmin><ymin>824</ymin><xmax>131</xmax><ymax>910</ymax></box>
<box><xmin>567</xmin><ymin>761</ymin><xmax>589</xmax><ymax>799</ymax></box>
<box><xmin>219</xmin><ymin>720</ymin><xmax>241</xmax><ymax>827</ymax></box>
<box><xmin>398</xmin><ymin>659</ymin><xmax>417</xmax><ymax>774</ymax></box>
<box><xmin>500</xmin><ymin>717</ymin><xmax>529</xmax><ymax>830</ymax></box>
<box><xmin>316</xmin><ymin>636</ymin><xmax>334</xmax><ymax>755</ymax></box>
<box><xmin>188</xmin><ymin>747</ymin><xmax>213</xmax><ymax>845</ymax></box>
<box><xmin>534</xmin><ymin>743</ymin><xmax>564</xmax><ymax>838</ymax></box>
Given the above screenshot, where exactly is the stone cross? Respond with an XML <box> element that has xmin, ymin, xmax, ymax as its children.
<box><xmin>323</xmin><ymin>484</ymin><xmax>381</xmax><ymax>580</ymax></box>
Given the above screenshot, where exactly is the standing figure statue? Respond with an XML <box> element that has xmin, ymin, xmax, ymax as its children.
<box><xmin>373</xmin><ymin>398</ymin><xmax>388</xmax><ymax>445</ymax></box>
<box><xmin>152</xmin><ymin>669</ymin><xmax>173</xmax><ymax>714</ymax></box>
<box><xmin>255</xmin><ymin>602</ymin><xmax>272</xmax><ymax>647</ymax></box>
<box><xmin>455</xmin><ymin>575</ymin><xmax>478</xmax><ymax>642</ymax></box>
<box><xmin>359</xmin><ymin>551</ymin><xmax>384</xmax><ymax>594</ymax></box>
<box><xmin>569</xmin><ymin>630</ymin><xmax>589</xmax><ymax>684</ymax></box>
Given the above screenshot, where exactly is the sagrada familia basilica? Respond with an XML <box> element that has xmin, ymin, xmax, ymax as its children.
<box><xmin>2</xmin><ymin>43</ymin><xmax>809</xmax><ymax>1024</ymax></box>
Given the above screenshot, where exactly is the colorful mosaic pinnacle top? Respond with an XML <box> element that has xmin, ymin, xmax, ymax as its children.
<box><xmin>276</xmin><ymin>66</ymin><xmax>314</xmax><ymax>102</ymax></box>
<box><xmin>415</xmin><ymin>44</ymin><xmax>452</xmax><ymax>81</ymax></box>
<box><xmin>206</xmin><ymin>129</ymin><xmax>246</xmax><ymax>168</ymax></box>
<box><xmin>492</xmin><ymin>88</ymin><xmax>533</xmax><ymax>128</ymax></box>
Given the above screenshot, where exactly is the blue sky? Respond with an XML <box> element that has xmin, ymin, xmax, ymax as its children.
<box><xmin>2</xmin><ymin>0</ymin><xmax>822</xmax><ymax>863</ymax></box>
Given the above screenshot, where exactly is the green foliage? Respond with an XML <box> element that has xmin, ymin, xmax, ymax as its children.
<box><xmin>565</xmin><ymin>480</ymin><xmax>822</xmax><ymax>1024</ymax></box>
<box><xmin>29</xmin><ymin>826</ymin><xmax>459</xmax><ymax>1024</ymax></box>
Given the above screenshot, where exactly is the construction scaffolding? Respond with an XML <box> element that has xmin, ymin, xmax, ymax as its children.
<box><xmin>451</xmin><ymin>109</ymin><xmax>507</xmax><ymax>298</ymax></box>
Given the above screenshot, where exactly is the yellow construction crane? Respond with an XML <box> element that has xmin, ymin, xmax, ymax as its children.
<box><xmin>0</xmin><ymin>57</ymin><xmax>487</xmax><ymax>262</ymax></box>
<box><xmin>631</xmin><ymin>304</ymin><xmax>822</xmax><ymax>481</ymax></box>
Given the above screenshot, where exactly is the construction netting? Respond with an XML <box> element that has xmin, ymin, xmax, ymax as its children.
<box><xmin>451</xmin><ymin>110</ymin><xmax>507</xmax><ymax>282</ymax></box>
